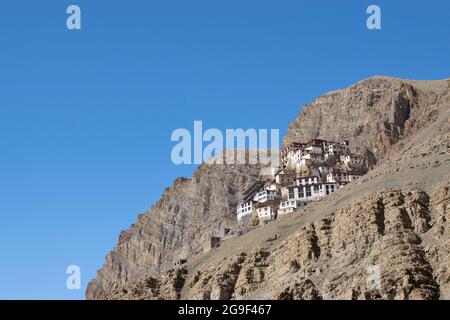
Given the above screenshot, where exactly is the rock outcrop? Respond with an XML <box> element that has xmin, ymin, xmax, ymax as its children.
<box><xmin>106</xmin><ymin>267</ymin><xmax>188</xmax><ymax>300</ymax></box>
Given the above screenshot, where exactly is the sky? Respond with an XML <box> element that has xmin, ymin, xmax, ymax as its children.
<box><xmin>0</xmin><ymin>0</ymin><xmax>449</xmax><ymax>300</ymax></box>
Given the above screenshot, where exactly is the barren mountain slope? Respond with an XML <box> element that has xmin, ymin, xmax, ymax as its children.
<box><xmin>178</xmin><ymin>128</ymin><xmax>450</xmax><ymax>300</ymax></box>
<box><xmin>86</xmin><ymin>163</ymin><xmax>264</xmax><ymax>299</ymax></box>
<box><xmin>176</xmin><ymin>86</ymin><xmax>450</xmax><ymax>300</ymax></box>
<box><xmin>86</xmin><ymin>76</ymin><xmax>450</xmax><ymax>300</ymax></box>
<box><xmin>104</xmin><ymin>125</ymin><xmax>450</xmax><ymax>300</ymax></box>
<box><xmin>284</xmin><ymin>76</ymin><xmax>450</xmax><ymax>165</ymax></box>
<box><xmin>174</xmin><ymin>104</ymin><xmax>449</xmax><ymax>300</ymax></box>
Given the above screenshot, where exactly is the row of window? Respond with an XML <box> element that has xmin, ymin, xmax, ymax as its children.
<box><xmin>288</xmin><ymin>184</ymin><xmax>337</xmax><ymax>199</ymax></box>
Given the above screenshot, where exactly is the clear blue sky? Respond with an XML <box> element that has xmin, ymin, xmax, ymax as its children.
<box><xmin>0</xmin><ymin>1</ymin><xmax>448</xmax><ymax>299</ymax></box>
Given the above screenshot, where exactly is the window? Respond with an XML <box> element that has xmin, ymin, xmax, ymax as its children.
<box><xmin>288</xmin><ymin>189</ymin><xmax>295</xmax><ymax>199</ymax></box>
<box><xmin>305</xmin><ymin>186</ymin><xmax>311</xmax><ymax>197</ymax></box>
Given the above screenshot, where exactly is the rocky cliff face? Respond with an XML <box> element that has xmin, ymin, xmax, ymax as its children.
<box><xmin>284</xmin><ymin>77</ymin><xmax>449</xmax><ymax>165</ymax></box>
<box><xmin>181</xmin><ymin>183</ymin><xmax>448</xmax><ymax>300</ymax></box>
<box><xmin>180</xmin><ymin>131</ymin><xmax>450</xmax><ymax>300</ymax></box>
<box><xmin>86</xmin><ymin>76</ymin><xmax>450</xmax><ymax>300</ymax></box>
<box><xmin>86</xmin><ymin>162</ymin><xmax>264</xmax><ymax>299</ymax></box>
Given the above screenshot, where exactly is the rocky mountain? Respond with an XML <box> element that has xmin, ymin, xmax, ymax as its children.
<box><xmin>178</xmin><ymin>127</ymin><xmax>450</xmax><ymax>300</ymax></box>
<box><xmin>284</xmin><ymin>77</ymin><xmax>449</xmax><ymax>166</ymax></box>
<box><xmin>86</xmin><ymin>76</ymin><xmax>450</xmax><ymax>300</ymax></box>
<box><xmin>86</xmin><ymin>162</ymin><xmax>265</xmax><ymax>299</ymax></box>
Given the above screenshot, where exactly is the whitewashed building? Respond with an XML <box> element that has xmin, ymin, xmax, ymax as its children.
<box><xmin>348</xmin><ymin>173</ymin><xmax>362</xmax><ymax>182</ymax></box>
<box><xmin>327</xmin><ymin>171</ymin><xmax>363</xmax><ymax>185</ymax></box>
<box><xmin>265</xmin><ymin>181</ymin><xmax>278</xmax><ymax>192</ymax></box>
<box><xmin>298</xmin><ymin>157</ymin><xmax>313</xmax><ymax>167</ymax></box>
<box><xmin>236</xmin><ymin>139</ymin><xmax>365</xmax><ymax>223</ymax></box>
<box><xmin>318</xmin><ymin>166</ymin><xmax>331</xmax><ymax>176</ymax></box>
<box><xmin>296</xmin><ymin>175</ymin><xmax>321</xmax><ymax>186</ymax></box>
<box><xmin>281</xmin><ymin>143</ymin><xmax>306</xmax><ymax>169</ymax></box>
<box><xmin>326</xmin><ymin>143</ymin><xmax>342</xmax><ymax>156</ymax></box>
<box><xmin>236</xmin><ymin>181</ymin><xmax>265</xmax><ymax>222</ymax></box>
<box><xmin>237</xmin><ymin>201</ymin><xmax>254</xmax><ymax>221</ymax></box>
<box><xmin>326</xmin><ymin>170</ymin><xmax>349</xmax><ymax>184</ymax></box>
<box><xmin>275</xmin><ymin>170</ymin><xmax>295</xmax><ymax>186</ymax></box>
<box><xmin>289</xmin><ymin>149</ymin><xmax>303</xmax><ymax>163</ymax></box>
<box><xmin>254</xmin><ymin>190</ymin><xmax>278</xmax><ymax>203</ymax></box>
<box><xmin>280</xmin><ymin>185</ymin><xmax>290</xmax><ymax>200</ymax></box>
<box><xmin>341</xmin><ymin>154</ymin><xmax>364</xmax><ymax>166</ymax></box>
<box><xmin>340</xmin><ymin>140</ymin><xmax>350</xmax><ymax>154</ymax></box>
<box><xmin>305</xmin><ymin>145</ymin><xmax>323</xmax><ymax>155</ymax></box>
<box><xmin>325</xmin><ymin>140</ymin><xmax>350</xmax><ymax>156</ymax></box>
<box><xmin>287</xmin><ymin>183</ymin><xmax>338</xmax><ymax>202</ymax></box>
<box><xmin>278</xmin><ymin>200</ymin><xmax>304</xmax><ymax>216</ymax></box>
<box><xmin>256</xmin><ymin>203</ymin><xmax>278</xmax><ymax>222</ymax></box>
<box><xmin>302</xmin><ymin>153</ymin><xmax>324</xmax><ymax>164</ymax></box>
